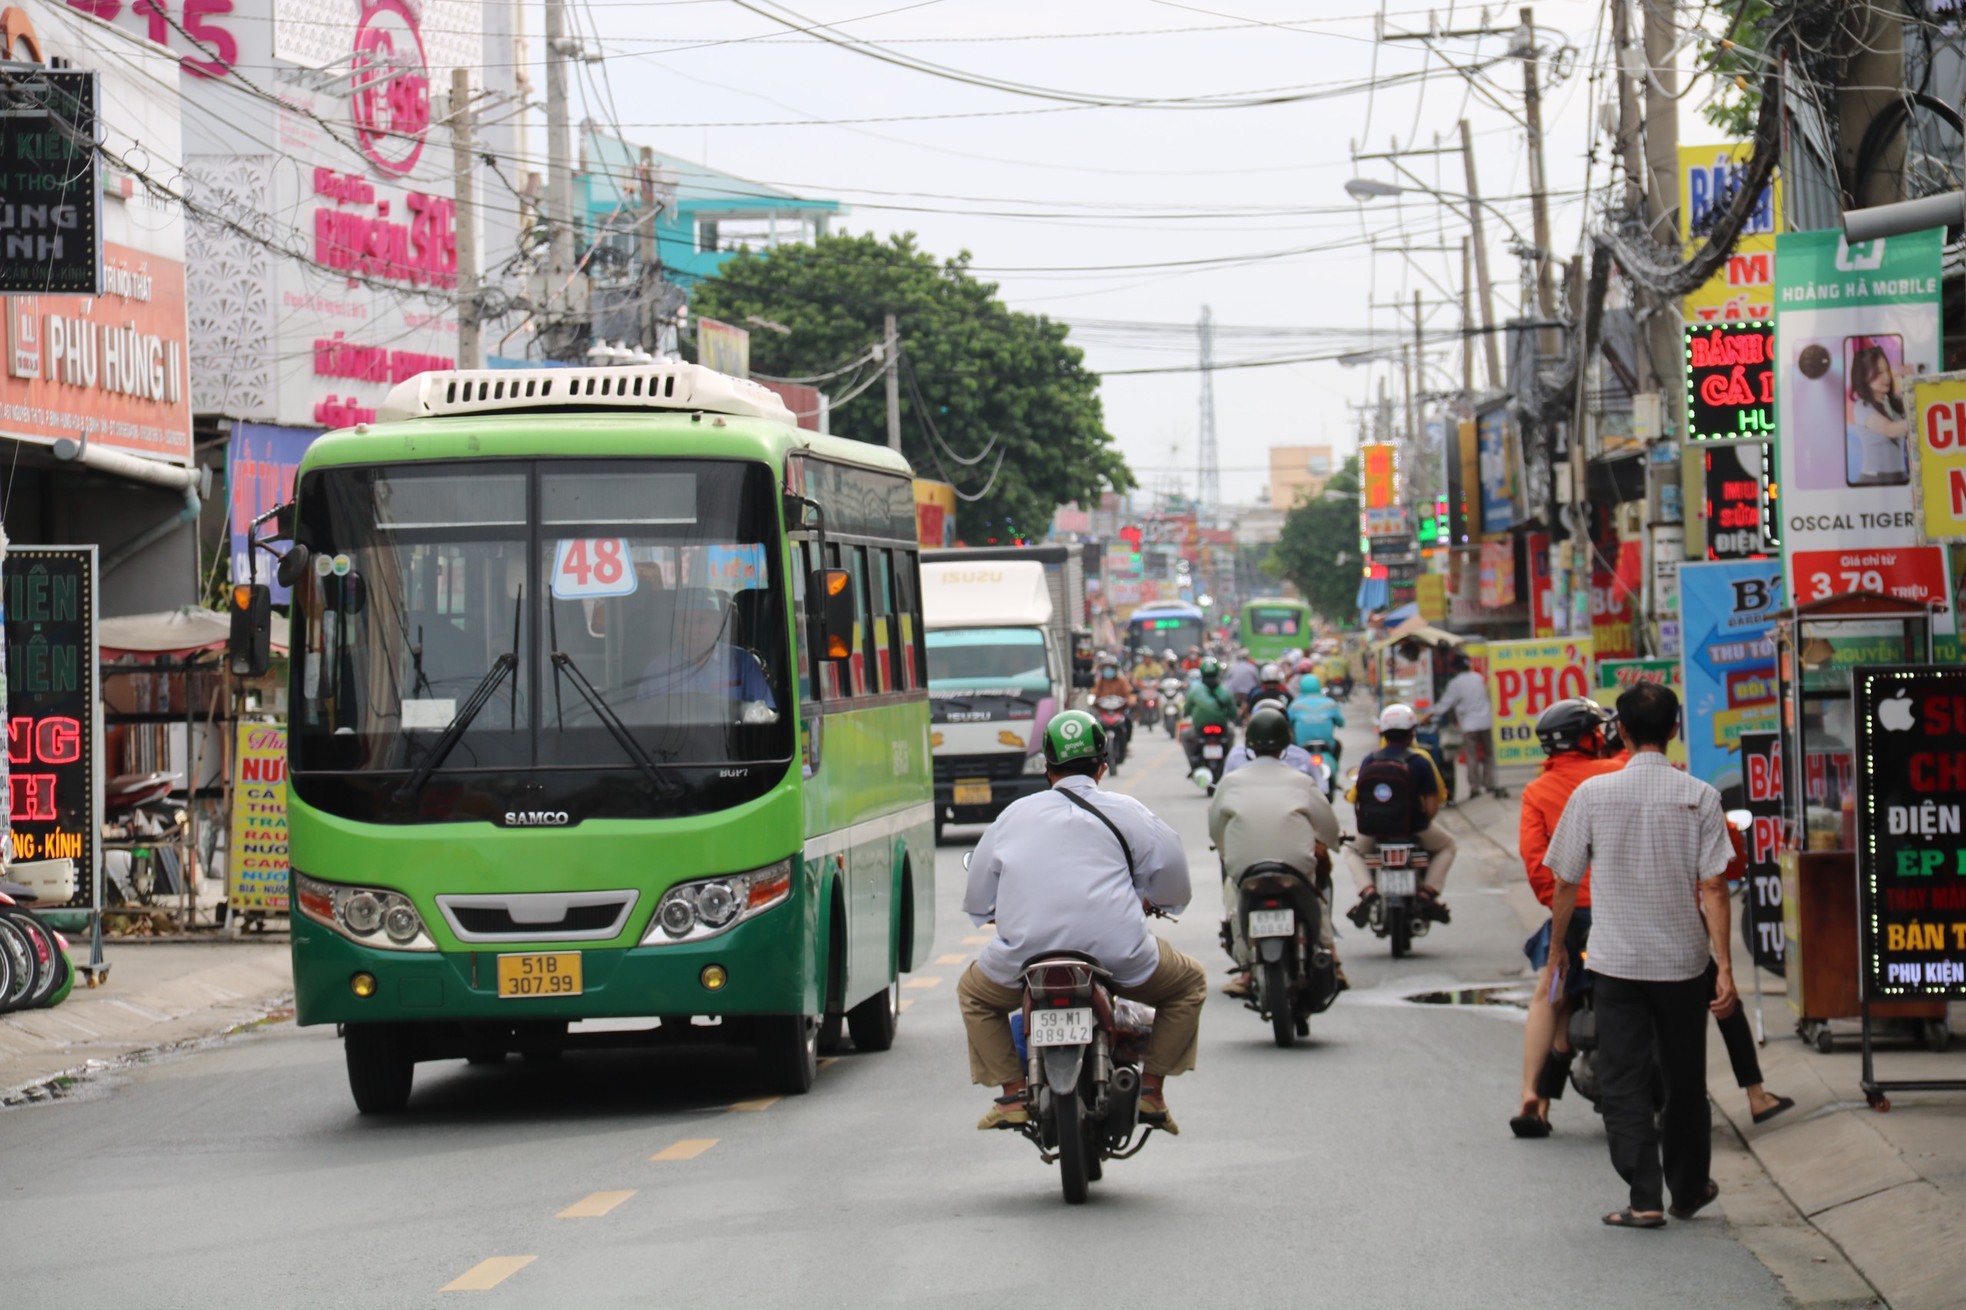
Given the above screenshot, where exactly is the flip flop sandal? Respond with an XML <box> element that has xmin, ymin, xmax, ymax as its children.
<box><xmin>1751</xmin><ymin>1095</ymin><xmax>1796</xmax><ymax>1125</ymax></box>
<box><xmin>1602</xmin><ymin>1208</ymin><xmax>1667</xmax><ymax>1229</ymax></box>
<box><xmin>1668</xmin><ymin>1180</ymin><xmax>1720</xmax><ymax>1220</ymax></box>
<box><xmin>1509</xmin><ymin>1113</ymin><xmax>1552</xmax><ymax>1139</ymax></box>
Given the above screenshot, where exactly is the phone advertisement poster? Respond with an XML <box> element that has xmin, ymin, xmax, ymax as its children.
<box><xmin>1773</xmin><ymin>228</ymin><xmax>1952</xmax><ymax>629</ymax></box>
<box><xmin>1487</xmin><ymin>637</ymin><xmax>1593</xmax><ymax>767</ymax></box>
<box><xmin>1678</xmin><ymin>558</ymin><xmax>1785</xmax><ymax>804</ymax></box>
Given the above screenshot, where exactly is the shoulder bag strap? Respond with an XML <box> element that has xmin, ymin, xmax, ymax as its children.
<box><xmin>1056</xmin><ymin>786</ymin><xmax>1136</xmax><ymax>880</ymax></box>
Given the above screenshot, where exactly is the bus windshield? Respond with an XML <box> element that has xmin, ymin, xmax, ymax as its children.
<box><xmin>291</xmin><ymin>459</ymin><xmax>793</xmax><ymax>793</ymax></box>
<box><xmin>1246</xmin><ymin>605</ymin><xmax>1304</xmax><ymax>638</ymax></box>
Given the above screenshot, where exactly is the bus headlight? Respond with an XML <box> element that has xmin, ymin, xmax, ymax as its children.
<box><xmin>293</xmin><ymin>872</ymin><xmax>438</xmax><ymax>952</ymax></box>
<box><xmin>642</xmin><ymin>859</ymin><xmax>794</xmax><ymax>945</ymax></box>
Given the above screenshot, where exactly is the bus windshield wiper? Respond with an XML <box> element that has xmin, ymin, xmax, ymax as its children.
<box><xmin>394</xmin><ymin>653</ymin><xmax>518</xmax><ymax>802</ymax></box>
<box><xmin>550</xmin><ymin>650</ymin><xmax>667</xmax><ymax>791</ymax></box>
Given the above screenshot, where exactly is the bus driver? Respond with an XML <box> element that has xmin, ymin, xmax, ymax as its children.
<box><xmin>636</xmin><ymin>588</ymin><xmax>776</xmax><ymax>712</ymax></box>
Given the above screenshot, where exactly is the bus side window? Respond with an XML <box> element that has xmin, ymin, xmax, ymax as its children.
<box><xmin>849</xmin><ymin>545</ymin><xmax>873</xmax><ymax>698</ymax></box>
<box><xmin>893</xmin><ymin>549</ymin><xmax>924</xmax><ymax>692</ymax></box>
<box><xmin>819</xmin><ymin>543</ymin><xmax>848</xmax><ymax>701</ymax></box>
<box><xmin>871</xmin><ymin>548</ymin><xmax>895</xmax><ymax>693</ymax></box>
<box><xmin>791</xmin><ymin>542</ymin><xmax>815</xmax><ymax>705</ymax></box>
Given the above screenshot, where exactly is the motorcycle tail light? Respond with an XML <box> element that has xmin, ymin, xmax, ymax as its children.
<box><xmin>1050</xmin><ymin>995</ymin><xmax>1072</xmax><ymax>1008</ymax></box>
<box><xmin>1264</xmin><ymin>899</ymin><xmax>1280</xmax><ymax>908</ymax></box>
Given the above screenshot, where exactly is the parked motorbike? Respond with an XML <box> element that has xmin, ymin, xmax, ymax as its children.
<box><xmin>102</xmin><ymin>771</ymin><xmax>189</xmax><ymax>904</ymax></box>
<box><xmin>1358</xmin><ymin>839</ymin><xmax>1431</xmax><ymax>958</ymax></box>
<box><xmin>1232</xmin><ymin>861</ymin><xmax>1339</xmax><ymax>1047</ymax></box>
<box><xmin>1159</xmin><ymin>678</ymin><xmax>1185</xmax><ymax>738</ymax></box>
<box><xmin>1005</xmin><ymin>951</ymin><xmax>1162</xmax><ymax>1204</ymax></box>
<box><xmin>1412</xmin><ymin>724</ymin><xmax>1456</xmax><ymax>804</ymax></box>
<box><xmin>1093</xmin><ymin>695</ymin><xmax>1132</xmax><ymax>768</ymax></box>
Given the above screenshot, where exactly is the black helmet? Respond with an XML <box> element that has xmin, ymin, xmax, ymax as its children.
<box><xmin>1245</xmin><ymin>707</ymin><xmax>1291</xmax><ymax>755</ymax></box>
<box><xmin>1535</xmin><ymin>697</ymin><xmax>1615</xmax><ymax>757</ymax></box>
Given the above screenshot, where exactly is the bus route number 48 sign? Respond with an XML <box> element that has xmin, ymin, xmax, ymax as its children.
<box><xmin>551</xmin><ymin>538</ymin><xmax>637</xmax><ymax>599</ymax></box>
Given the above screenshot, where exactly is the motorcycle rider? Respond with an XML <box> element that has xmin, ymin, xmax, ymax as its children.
<box><xmin>1130</xmin><ymin>649</ymin><xmax>1167</xmax><ymax>686</ymax></box>
<box><xmin>958</xmin><ymin>710</ymin><xmax>1206</xmax><ymax>1133</ymax></box>
<box><xmin>1182</xmin><ymin>656</ymin><xmax>1242</xmax><ymax>772</ymax></box>
<box><xmin>1224</xmin><ymin>698</ymin><xmax>1328</xmax><ymax>792</ymax></box>
<box><xmin>1180</xmin><ymin>646</ymin><xmax>1203</xmax><ymax>673</ymax></box>
<box><xmin>1345</xmin><ymin>704</ymin><xmax>1458</xmax><ymax>926</ymax></box>
<box><xmin>1244</xmin><ymin>662</ymin><xmax>1291</xmax><ymax>717</ymax></box>
<box><xmin>1210</xmin><ymin>707</ymin><xmax>1346</xmax><ymax>998</ymax></box>
<box><xmin>1286</xmin><ymin>674</ymin><xmax>1346</xmax><ymax>762</ymax></box>
<box><xmin>1511</xmin><ymin>697</ymin><xmax>1622</xmax><ymax>1138</ymax></box>
<box><xmin>1223</xmin><ymin>650</ymin><xmax>1263</xmax><ymax>704</ymax></box>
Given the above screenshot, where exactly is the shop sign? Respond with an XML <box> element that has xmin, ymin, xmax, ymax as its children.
<box><xmin>1526</xmin><ymin>531</ymin><xmax>1555</xmax><ymax>636</ymax></box>
<box><xmin>3</xmin><ymin>546</ymin><xmax>99</xmax><ymax>907</ymax></box>
<box><xmin>228</xmin><ymin>424</ymin><xmax>316</xmax><ymax>602</ymax></box>
<box><xmin>1739</xmin><ymin>731</ymin><xmax>1787</xmax><ymax>974</ymax></box>
<box><xmin>914</xmin><ymin>479</ymin><xmax>956</xmax><ymax>548</ymax></box>
<box><xmin>1679</xmin><ymin>142</ymin><xmax>1779</xmax><ymax>323</ymax></box>
<box><xmin>228</xmin><ymin>722</ymin><xmax>289</xmax><ymax>913</ymax></box>
<box><xmin>1911</xmin><ymin>371</ymin><xmax>1966</xmax><ymax>543</ymax></box>
<box><xmin>1415</xmin><ymin>572</ymin><xmax>1446</xmax><ymax>622</ymax></box>
<box><xmin>1703</xmin><ymin>441</ymin><xmax>1772</xmax><ymax>559</ymax></box>
<box><xmin>1476</xmin><ymin>407</ymin><xmax>1520</xmax><ymax>534</ymax></box>
<box><xmin>1478</xmin><ymin>539</ymin><xmax>1514</xmax><ymax>607</ymax></box>
<box><xmin>350</xmin><ymin>0</ymin><xmax>432</xmax><ymax>176</ymax></box>
<box><xmin>1596</xmin><ymin>657</ymin><xmax>1688</xmax><ymax>768</ymax></box>
<box><xmin>1773</xmin><ymin>227</ymin><xmax>1951</xmax><ymax>631</ymax></box>
<box><xmin>1853</xmin><ymin>665</ymin><xmax>1966</xmax><ymax>999</ymax></box>
<box><xmin>1362</xmin><ymin>505</ymin><xmax>1409</xmax><ymax>538</ymax></box>
<box><xmin>1591</xmin><ymin>540</ymin><xmax>1642</xmax><ymax>660</ymax></box>
<box><xmin>698</xmin><ymin>317</ymin><xmax>751</xmax><ymax>379</ymax></box>
<box><xmin>1361</xmin><ymin>442</ymin><xmax>1397</xmax><ymax>510</ymax></box>
<box><xmin>1651</xmin><ymin>523</ymin><xmax>1684</xmax><ymax>615</ymax></box>
<box><xmin>0</xmin><ymin>68</ymin><xmax>101</xmax><ymax>294</ymax></box>
<box><xmin>1678</xmin><ymin>558</ymin><xmax>1784</xmax><ymax>799</ymax></box>
<box><xmin>1684</xmin><ymin>322</ymin><xmax>1774</xmax><ymax>440</ymax></box>
<box><xmin>1489</xmin><ymin>637</ymin><xmax>1593</xmax><ymax>767</ymax></box>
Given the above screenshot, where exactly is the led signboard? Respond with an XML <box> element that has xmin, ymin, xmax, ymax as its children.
<box><xmin>1685</xmin><ymin>321</ymin><xmax>1774</xmax><ymax>440</ymax></box>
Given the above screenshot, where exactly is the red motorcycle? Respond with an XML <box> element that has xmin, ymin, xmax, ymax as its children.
<box><xmin>1093</xmin><ymin>694</ymin><xmax>1132</xmax><ymax>769</ymax></box>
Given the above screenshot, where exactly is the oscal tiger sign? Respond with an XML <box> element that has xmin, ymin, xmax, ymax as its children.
<box><xmin>350</xmin><ymin>0</ymin><xmax>432</xmax><ymax>177</ymax></box>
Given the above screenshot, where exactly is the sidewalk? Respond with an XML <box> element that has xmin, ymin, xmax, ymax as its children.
<box><xmin>0</xmin><ymin>939</ymin><xmax>294</xmax><ymax>1105</ymax></box>
<box><xmin>1437</xmin><ymin>774</ymin><xmax>1966</xmax><ymax>1310</ymax></box>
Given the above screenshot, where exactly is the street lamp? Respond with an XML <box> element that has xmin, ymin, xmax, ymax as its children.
<box><xmin>1343</xmin><ymin>176</ymin><xmax>1535</xmax><ymax>250</ymax></box>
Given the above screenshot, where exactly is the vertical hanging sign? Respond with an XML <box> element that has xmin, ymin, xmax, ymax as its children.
<box><xmin>1739</xmin><ymin>730</ymin><xmax>1786</xmax><ymax>975</ymax></box>
<box><xmin>3</xmin><ymin>546</ymin><xmax>100</xmax><ymax>907</ymax></box>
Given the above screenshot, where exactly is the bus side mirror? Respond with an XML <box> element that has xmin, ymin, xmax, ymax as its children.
<box><xmin>812</xmin><ymin>569</ymin><xmax>856</xmax><ymax>658</ymax></box>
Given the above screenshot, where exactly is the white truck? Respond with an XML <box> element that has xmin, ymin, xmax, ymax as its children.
<box><xmin>920</xmin><ymin>555</ymin><xmax>1088</xmax><ymax>842</ymax></box>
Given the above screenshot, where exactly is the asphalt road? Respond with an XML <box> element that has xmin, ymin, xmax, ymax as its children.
<box><xmin>0</xmin><ymin>726</ymin><xmax>1791</xmax><ymax>1309</ymax></box>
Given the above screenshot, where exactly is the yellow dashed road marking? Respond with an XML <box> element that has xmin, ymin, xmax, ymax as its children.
<box><xmin>904</xmin><ymin>976</ymin><xmax>943</xmax><ymax>989</ymax></box>
<box><xmin>650</xmin><ymin>1138</ymin><xmax>718</xmax><ymax>1162</ymax></box>
<box><xmin>898</xmin><ymin>998</ymin><xmax>913</xmax><ymax>1012</ymax></box>
<box><xmin>934</xmin><ymin>953</ymin><xmax>967</xmax><ymax>966</ymax></box>
<box><xmin>961</xmin><ymin>934</ymin><xmax>992</xmax><ymax>945</ymax></box>
<box><xmin>443</xmin><ymin>1257</ymin><xmax>536</xmax><ymax>1292</ymax></box>
<box><xmin>558</xmin><ymin>1190</ymin><xmax>635</xmax><ymax>1219</ymax></box>
<box><xmin>729</xmin><ymin>1096</ymin><xmax>780</xmax><ymax>1112</ymax></box>
<box><xmin>817</xmin><ymin>1056</ymin><xmax>838</xmax><ymax>1071</ymax></box>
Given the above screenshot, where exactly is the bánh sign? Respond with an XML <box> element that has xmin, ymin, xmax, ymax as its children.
<box><xmin>0</xmin><ymin>69</ymin><xmax>101</xmax><ymax>294</ymax></box>
<box><xmin>1739</xmin><ymin>730</ymin><xmax>1786</xmax><ymax>975</ymax></box>
<box><xmin>4</xmin><ymin>546</ymin><xmax>99</xmax><ymax>906</ymax></box>
<box><xmin>1685</xmin><ymin>322</ymin><xmax>1774</xmax><ymax>440</ymax></box>
<box><xmin>1853</xmin><ymin>665</ymin><xmax>1966</xmax><ymax>998</ymax></box>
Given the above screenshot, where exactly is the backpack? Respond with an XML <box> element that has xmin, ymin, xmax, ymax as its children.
<box><xmin>1354</xmin><ymin>749</ymin><xmax>1421</xmax><ymax>838</ymax></box>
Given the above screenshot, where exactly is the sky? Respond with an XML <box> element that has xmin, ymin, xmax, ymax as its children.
<box><xmin>539</xmin><ymin>0</ymin><xmax>1688</xmax><ymax>506</ymax></box>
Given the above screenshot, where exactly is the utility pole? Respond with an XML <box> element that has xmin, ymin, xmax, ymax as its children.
<box><xmin>1457</xmin><ymin>120</ymin><xmax>1502</xmax><ymax>391</ymax></box>
<box><xmin>449</xmin><ymin>68</ymin><xmax>480</xmax><ymax>370</ymax></box>
<box><xmin>1641</xmin><ymin>0</ymin><xmax>1684</xmax><ymax>442</ymax></box>
<box><xmin>544</xmin><ymin>0</ymin><xmax>575</xmax><ymax>354</ymax></box>
<box><xmin>1517</xmin><ymin>7</ymin><xmax>1557</xmax><ymax>349</ymax></box>
<box><xmin>883</xmin><ymin>313</ymin><xmax>901</xmax><ymax>452</ymax></box>
<box><xmin>1461</xmin><ymin>238</ymin><xmax>1475</xmax><ymax>395</ymax></box>
<box><xmin>1197</xmin><ymin>305</ymin><xmax>1220</xmax><ymax>517</ymax></box>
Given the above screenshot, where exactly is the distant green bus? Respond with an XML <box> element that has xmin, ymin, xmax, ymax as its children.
<box><xmin>1239</xmin><ymin>598</ymin><xmax>1311</xmax><ymax>661</ymax></box>
<box><xmin>280</xmin><ymin>365</ymin><xmax>935</xmax><ymax>1112</ymax></box>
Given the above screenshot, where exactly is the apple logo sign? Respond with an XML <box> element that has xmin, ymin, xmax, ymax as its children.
<box><xmin>1877</xmin><ymin>688</ymin><xmax>1916</xmax><ymax>732</ymax></box>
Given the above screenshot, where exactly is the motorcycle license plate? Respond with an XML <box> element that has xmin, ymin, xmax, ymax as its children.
<box><xmin>1248</xmin><ymin>909</ymin><xmax>1295</xmax><ymax>939</ymax></box>
<box><xmin>1378</xmin><ymin>867</ymin><xmax>1418</xmax><ymax>897</ymax></box>
<box><xmin>1202</xmin><ymin>744</ymin><xmax>1224</xmax><ymax>760</ymax></box>
<box><xmin>496</xmin><ymin>952</ymin><xmax>583</xmax><ymax>998</ymax></box>
<box><xmin>1030</xmin><ymin>1006</ymin><xmax>1094</xmax><ymax>1047</ymax></box>
<box><xmin>1381</xmin><ymin>845</ymin><xmax>1410</xmax><ymax>867</ymax></box>
<box><xmin>953</xmin><ymin>778</ymin><xmax>992</xmax><ymax>807</ymax></box>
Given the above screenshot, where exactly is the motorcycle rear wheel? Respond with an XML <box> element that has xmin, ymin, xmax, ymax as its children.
<box><xmin>1264</xmin><ymin>961</ymin><xmax>1295</xmax><ymax>1048</ymax></box>
<box><xmin>1389</xmin><ymin>905</ymin><xmax>1412</xmax><ymax>959</ymax></box>
<box><xmin>1055</xmin><ymin>1091</ymin><xmax>1091</xmax><ymax>1205</ymax></box>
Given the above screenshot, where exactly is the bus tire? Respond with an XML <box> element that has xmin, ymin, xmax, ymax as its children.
<box><xmin>345</xmin><ymin>1024</ymin><xmax>414</xmax><ymax>1114</ymax></box>
<box><xmin>757</xmin><ymin>1014</ymin><xmax>818</xmax><ymax>1094</ymax></box>
<box><xmin>847</xmin><ymin>978</ymin><xmax>899</xmax><ymax>1052</ymax></box>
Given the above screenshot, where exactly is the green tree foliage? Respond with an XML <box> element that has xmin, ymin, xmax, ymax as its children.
<box><xmin>689</xmin><ymin>233</ymin><xmax>1132</xmax><ymax>538</ymax></box>
<box><xmin>1264</xmin><ymin>454</ymin><xmax>1362</xmax><ymax>627</ymax></box>
<box><xmin>1694</xmin><ymin>1</ymin><xmax>1772</xmax><ymax>138</ymax></box>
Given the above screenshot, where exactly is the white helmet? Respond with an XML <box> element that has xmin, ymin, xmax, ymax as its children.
<box><xmin>1378</xmin><ymin>703</ymin><xmax>1417</xmax><ymax>732</ymax></box>
<box><xmin>1259</xmin><ymin>662</ymin><xmax>1283</xmax><ymax>682</ymax></box>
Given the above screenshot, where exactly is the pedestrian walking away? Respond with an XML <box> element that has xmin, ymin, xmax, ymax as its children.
<box><xmin>1543</xmin><ymin>682</ymin><xmax>1737</xmax><ymax>1230</ymax></box>
<box><xmin>1424</xmin><ymin>653</ymin><xmax>1502</xmax><ymax>798</ymax></box>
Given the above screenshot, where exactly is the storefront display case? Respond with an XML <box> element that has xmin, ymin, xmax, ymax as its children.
<box><xmin>1774</xmin><ymin>592</ymin><xmax>1949</xmax><ymax>1064</ymax></box>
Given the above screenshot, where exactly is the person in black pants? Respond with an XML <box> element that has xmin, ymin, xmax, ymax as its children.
<box><xmin>1709</xmin><ymin>959</ymin><xmax>1794</xmax><ymax>1124</ymax></box>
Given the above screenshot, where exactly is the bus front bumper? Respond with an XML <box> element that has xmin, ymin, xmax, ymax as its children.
<box><xmin>291</xmin><ymin>915</ymin><xmax>819</xmax><ymax>1027</ymax></box>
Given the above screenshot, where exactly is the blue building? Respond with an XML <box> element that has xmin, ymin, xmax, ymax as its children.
<box><xmin>579</xmin><ymin>125</ymin><xmax>843</xmax><ymax>289</ymax></box>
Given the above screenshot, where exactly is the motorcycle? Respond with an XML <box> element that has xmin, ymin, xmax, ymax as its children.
<box><xmin>1093</xmin><ymin>695</ymin><xmax>1132</xmax><ymax>768</ymax></box>
<box><xmin>1301</xmin><ymin>744</ymin><xmax>1340</xmax><ymax>803</ymax></box>
<box><xmin>1358</xmin><ymin>839</ymin><xmax>1431</xmax><ymax>958</ymax></box>
<box><xmin>1329</xmin><ymin>675</ymin><xmax>1354</xmax><ymax>703</ymax></box>
<box><xmin>1232</xmin><ymin>861</ymin><xmax>1339</xmax><ymax>1047</ymax></box>
<box><xmin>1159</xmin><ymin>678</ymin><xmax>1185</xmax><ymax>738</ymax></box>
<box><xmin>1133</xmin><ymin>680</ymin><xmax>1161</xmax><ymax>729</ymax></box>
<box><xmin>1412</xmin><ymin>724</ymin><xmax>1456</xmax><ymax>804</ymax></box>
<box><xmin>1193</xmin><ymin>721</ymin><xmax>1232</xmax><ymax>792</ymax></box>
<box><xmin>1010</xmin><ymin>951</ymin><xmax>1162</xmax><ymax>1204</ymax></box>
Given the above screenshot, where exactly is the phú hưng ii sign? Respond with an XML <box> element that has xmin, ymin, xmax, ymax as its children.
<box><xmin>0</xmin><ymin>66</ymin><xmax>101</xmax><ymax>294</ymax></box>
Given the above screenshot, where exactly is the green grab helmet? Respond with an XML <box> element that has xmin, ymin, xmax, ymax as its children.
<box><xmin>1042</xmin><ymin>708</ymin><xmax>1107</xmax><ymax>766</ymax></box>
<box><xmin>1198</xmin><ymin>655</ymin><xmax>1223</xmax><ymax>683</ymax></box>
<box><xmin>1245</xmin><ymin>707</ymin><xmax>1291</xmax><ymax>754</ymax></box>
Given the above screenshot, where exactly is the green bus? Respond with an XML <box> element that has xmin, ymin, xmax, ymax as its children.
<box><xmin>1239</xmin><ymin>597</ymin><xmax>1312</xmax><ymax>662</ymax></box>
<box><xmin>276</xmin><ymin>365</ymin><xmax>935</xmax><ymax>1112</ymax></box>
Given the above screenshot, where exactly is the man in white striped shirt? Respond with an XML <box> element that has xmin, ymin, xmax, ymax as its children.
<box><xmin>1544</xmin><ymin>681</ymin><xmax>1737</xmax><ymax>1230</ymax></box>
